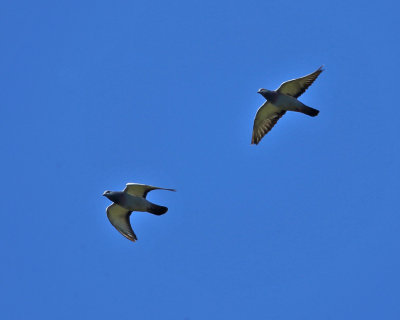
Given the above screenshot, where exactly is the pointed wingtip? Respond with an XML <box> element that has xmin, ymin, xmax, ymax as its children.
<box><xmin>129</xmin><ymin>234</ymin><xmax>137</xmax><ymax>242</ymax></box>
<box><xmin>251</xmin><ymin>135</ymin><xmax>259</xmax><ymax>145</ymax></box>
<box><xmin>251</xmin><ymin>137</ymin><xmax>259</xmax><ymax>145</ymax></box>
<box><xmin>162</xmin><ymin>188</ymin><xmax>176</xmax><ymax>192</ymax></box>
<box><xmin>123</xmin><ymin>233</ymin><xmax>137</xmax><ymax>242</ymax></box>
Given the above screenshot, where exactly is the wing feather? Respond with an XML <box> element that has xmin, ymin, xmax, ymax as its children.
<box><xmin>251</xmin><ymin>102</ymin><xmax>286</xmax><ymax>145</ymax></box>
<box><xmin>106</xmin><ymin>204</ymin><xmax>137</xmax><ymax>242</ymax></box>
<box><xmin>277</xmin><ymin>66</ymin><xmax>323</xmax><ymax>98</ymax></box>
<box><xmin>124</xmin><ymin>183</ymin><xmax>176</xmax><ymax>198</ymax></box>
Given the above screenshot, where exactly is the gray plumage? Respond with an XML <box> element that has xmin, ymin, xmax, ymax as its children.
<box><xmin>251</xmin><ymin>66</ymin><xmax>324</xmax><ymax>145</ymax></box>
<box><xmin>103</xmin><ymin>183</ymin><xmax>176</xmax><ymax>242</ymax></box>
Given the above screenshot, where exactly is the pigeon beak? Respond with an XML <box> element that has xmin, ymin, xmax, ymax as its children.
<box><xmin>257</xmin><ymin>88</ymin><xmax>263</xmax><ymax>94</ymax></box>
<box><xmin>102</xmin><ymin>191</ymin><xmax>107</xmax><ymax>196</ymax></box>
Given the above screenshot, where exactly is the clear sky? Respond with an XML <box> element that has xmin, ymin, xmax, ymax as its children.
<box><xmin>1</xmin><ymin>0</ymin><xmax>399</xmax><ymax>319</ymax></box>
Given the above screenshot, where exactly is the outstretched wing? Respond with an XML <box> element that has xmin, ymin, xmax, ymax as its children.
<box><xmin>124</xmin><ymin>183</ymin><xmax>176</xmax><ymax>198</ymax></box>
<box><xmin>251</xmin><ymin>101</ymin><xmax>286</xmax><ymax>145</ymax></box>
<box><xmin>277</xmin><ymin>66</ymin><xmax>323</xmax><ymax>98</ymax></box>
<box><xmin>106</xmin><ymin>204</ymin><xmax>137</xmax><ymax>242</ymax></box>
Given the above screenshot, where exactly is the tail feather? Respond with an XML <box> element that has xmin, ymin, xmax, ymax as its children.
<box><xmin>299</xmin><ymin>105</ymin><xmax>319</xmax><ymax>117</ymax></box>
<box><xmin>148</xmin><ymin>204</ymin><xmax>168</xmax><ymax>216</ymax></box>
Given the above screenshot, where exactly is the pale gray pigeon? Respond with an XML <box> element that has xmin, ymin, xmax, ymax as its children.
<box><xmin>103</xmin><ymin>183</ymin><xmax>176</xmax><ymax>242</ymax></box>
<box><xmin>251</xmin><ymin>66</ymin><xmax>324</xmax><ymax>145</ymax></box>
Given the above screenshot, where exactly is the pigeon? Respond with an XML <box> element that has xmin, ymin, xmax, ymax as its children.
<box><xmin>103</xmin><ymin>183</ymin><xmax>176</xmax><ymax>242</ymax></box>
<box><xmin>251</xmin><ymin>66</ymin><xmax>324</xmax><ymax>145</ymax></box>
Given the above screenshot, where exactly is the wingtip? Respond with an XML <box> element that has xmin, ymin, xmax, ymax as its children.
<box><xmin>161</xmin><ymin>187</ymin><xmax>176</xmax><ymax>192</ymax></box>
<box><xmin>251</xmin><ymin>135</ymin><xmax>259</xmax><ymax>145</ymax></box>
<box><xmin>123</xmin><ymin>234</ymin><xmax>137</xmax><ymax>242</ymax></box>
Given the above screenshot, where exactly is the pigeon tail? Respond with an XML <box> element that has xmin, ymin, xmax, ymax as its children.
<box><xmin>298</xmin><ymin>105</ymin><xmax>319</xmax><ymax>117</ymax></box>
<box><xmin>148</xmin><ymin>204</ymin><xmax>168</xmax><ymax>216</ymax></box>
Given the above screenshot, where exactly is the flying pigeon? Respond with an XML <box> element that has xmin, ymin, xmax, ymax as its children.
<box><xmin>251</xmin><ymin>66</ymin><xmax>324</xmax><ymax>145</ymax></box>
<box><xmin>103</xmin><ymin>183</ymin><xmax>176</xmax><ymax>242</ymax></box>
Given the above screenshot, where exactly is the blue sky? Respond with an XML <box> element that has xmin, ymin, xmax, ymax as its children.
<box><xmin>1</xmin><ymin>0</ymin><xmax>399</xmax><ymax>319</ymax></box>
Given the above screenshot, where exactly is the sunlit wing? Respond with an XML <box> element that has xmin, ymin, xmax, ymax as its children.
<box><xmin>277</xmin><ymin>66</ymin><xmax>323</xmax><ymax>98</ymax></box>
<box><xmin>106</xmin><ymin>204</ymin><xmax>137</xmax><ymax>242</ymax></box>
<box><xmin>251</xmin><ymin>101</ymin><xmax>286</xmax><ymax>145</ymax></box>
<box><xmin>124</xmin><ymin>183</ymin><xmax>176</xmax><ymax>198</ymax></box>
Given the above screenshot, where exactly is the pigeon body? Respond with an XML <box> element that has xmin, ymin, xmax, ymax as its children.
<box><xmin>251</xmin><ymin>66</ymin><xmax>323</xmax><ymax>145</ymax></box>
<box><xmin>258</xmin><ymin>89</ymin><xmax>319</xmax><ymax>116</ymax></box>
<box><xmin>103</xmin><ymin>191</ymin><xmax>167</xmax><ymax>214</ymax></box>
<box><xmin>103</xmin><ymin>183</ymin><xmax>175</xmax><ymax>242</ymax></box>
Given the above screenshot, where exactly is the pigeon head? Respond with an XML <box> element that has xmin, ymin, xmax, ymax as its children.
<box><xmin>103</xmin><ymin>190</ymin><xmax>122</xmax><ymax>202</ymax></box>
<box><xmin>257</xmin><ymin>88</ymin><xmax>275</xmax><ymax>100</ymax></box>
